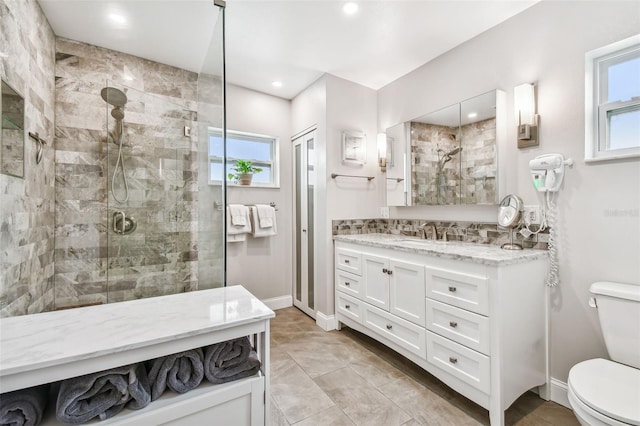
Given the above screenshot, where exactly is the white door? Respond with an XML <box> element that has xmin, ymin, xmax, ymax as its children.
<box><xmin>389</xmin><ymin>259</ymin><xmax>425</xmax><ymax>326</ymax></box>
<box><xmin>293</xmin><ymin>130</ymin><xmax>316</xmax><ymax>318</ymax></box>
<box><xmin>363</xmin><ymin>253</ymin><xmax>390</xmax><ymax>310</ymax></box>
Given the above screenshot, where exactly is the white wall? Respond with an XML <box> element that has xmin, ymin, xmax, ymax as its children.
<box><xmin>377</xmin><ymin>1</ymin><xmax>640</xmax><ymax>383</ymax></box>
<box><xmin>225</xmin><ymin>84</ymin><xmax>293</xmax><ymax>302</ymax></box>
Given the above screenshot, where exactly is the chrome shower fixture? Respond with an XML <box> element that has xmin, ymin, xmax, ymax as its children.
<box><xmin>100</xmin><ymin>87</ymin><xmax>127</xmax><ymax>121</ymax></box>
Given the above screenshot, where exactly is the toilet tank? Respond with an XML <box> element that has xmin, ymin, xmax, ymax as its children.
<box><xmin>591</xmin><ymin>281</ymin><xmax>640</xmax><ymax>369</ymax></box>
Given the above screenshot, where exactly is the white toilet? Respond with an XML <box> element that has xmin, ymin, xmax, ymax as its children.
<box><xmin>567</xmin><ymin>281</ymin><xmax>640</xmax><ymax>426</ymax></box>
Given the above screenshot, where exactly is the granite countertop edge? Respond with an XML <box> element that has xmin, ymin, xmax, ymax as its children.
<box><xmin>333</xmin><ymin>234</ymin><xmax>548</xmax><ymax>266</ymax></box>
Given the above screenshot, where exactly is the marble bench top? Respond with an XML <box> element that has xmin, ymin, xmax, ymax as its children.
<box><xmin>0</xmin><ymin>285</ymin><xmax>275</xmax><ymax>378</ymax></box>
<box><xmin>333</xmin><ymin>233</ymin><xmax>548</xmax><ymax>266</ymax></box>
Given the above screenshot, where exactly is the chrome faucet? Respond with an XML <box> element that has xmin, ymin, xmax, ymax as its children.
<box><xmin>421</xmin><ymin>223</ymin><xmax>438</xmax><ymax>240</ymax></box>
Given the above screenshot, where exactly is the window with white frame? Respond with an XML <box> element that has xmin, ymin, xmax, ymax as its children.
<box><xmin>585</xmin><ymin>35</ymin><xmax>640</xmax><ymax>161</ymax></box>
<box><xmin>209</xmin><ymin>128</ymin><xmax>279</xmax><ymax>187</ymax></box>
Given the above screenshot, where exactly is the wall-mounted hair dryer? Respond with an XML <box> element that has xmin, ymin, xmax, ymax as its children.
<box><xmin>529</xmin><ymin>153</ymin><xmax>573</xmax><ymax>192</ymax></box>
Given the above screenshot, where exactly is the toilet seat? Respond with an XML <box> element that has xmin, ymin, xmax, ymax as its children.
<box><xmin>568</xmin><ymin>358</ymin><xmax>640</xmax><ymax>426</ymax></box>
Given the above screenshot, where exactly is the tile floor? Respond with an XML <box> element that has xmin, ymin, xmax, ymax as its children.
<box><xmin>269</xmin><ymin>307</ymin><xmax>579</xmax><ymax>426</ymax></box>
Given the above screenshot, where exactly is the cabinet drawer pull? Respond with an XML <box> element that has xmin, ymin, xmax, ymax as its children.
<box><xmin>448</xmin><ymin>286</ymin><xmax>457</xmax><ymax>292</ymax></box>
<box><xmin>386</xmin><ymin>324</ymin><xmax>393</xmax><ymax>330</ymax></box>
<box><xmin>382</xmin><ymin>268</ymin><xmax>388</xmax><ymax>273</ymax></box>
<box><xmin>344</xmin><ymin>259</ymin><xmax>350</xmax><ymax>264</ymax></box>
<box><xmin>449</xmin><ymin>321</ymin><xmax>458</xmax><ymax>328</ymax></box>
<box><xmin>345</xmin><ymin>282</ymin><xmax>350</xmax><ymax>286</ymax></box>
<box><xmin>387</xmin><ymin>269</ymin><xmax>393</xmax><ymax>275</ymax></box>
<box><xmin>345</xmin><ymin>304</ymin><xmax>351</xmax><ymax>309</ymax></box>
<box><xmin>449</xmin><ymin>357</ymin><xmax>458</xmax><ymax>364</ymax></box>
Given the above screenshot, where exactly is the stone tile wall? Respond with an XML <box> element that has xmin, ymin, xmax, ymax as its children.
<box><xmin>410</xmin><ymin>122</ymin><xmax>460</xmax><ymax>205</ymax></box>
<box><xmin>0</xmin><ymin>0</ymin><xmax>56</xmax><ymax>317</ymax></box>
<box><xmin>53</xmin><ymin>38</ymin><xmax>210</xmax><ymax>308</ymax></box>
<box><xmin>461</xmin><ymin>118</ymin><xmax>497</xmax><ymax>204</ymax></box>
<box><xmin>332</xmin><ymin>219</ymin><xmax>549</xmax><ymax>250</ymax></box>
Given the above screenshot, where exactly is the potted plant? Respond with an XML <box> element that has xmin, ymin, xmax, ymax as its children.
<box><xmin>228</xmin><ymin>160</ymin><xmax>263</xmax><ymax>185</ymax></box>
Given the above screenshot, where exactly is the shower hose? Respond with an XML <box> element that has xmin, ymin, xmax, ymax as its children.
<box><xmin>111</xmin><ymin>119</ymin><xmax>129</xmax><ymax>203</ymax></box>
<box><xmin>545</xmin><ymin>191</ymin><xmax>559</xmax><ymax>287</ymax></box>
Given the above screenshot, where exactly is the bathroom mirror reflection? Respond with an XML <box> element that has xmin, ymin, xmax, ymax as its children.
<box><xmin>1</xmin><ymin>80</ymin><xmax>25</xmax><ymax>178</ymax></box>
<box><xmin>385</xmin><ymin>90</ymin><xmax>504</xmax><ymax>206</ymax></box>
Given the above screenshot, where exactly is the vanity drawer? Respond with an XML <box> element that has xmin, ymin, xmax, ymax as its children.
<box><xmin>335</xmin><ymin>248</ymin><xmax>362</xmax><ymax>275</ymax></box>
<box><xmin>336</xmin><ymin>292</ymin><xmax>363</xmax><ymax>324</ymax></box>
<box><xmin>426</xmin><ymin>331</ymin><xmax>490</xmax><ymax>394</ymax></box>
<box><xmin>336</xmin><ymin>270</ymin><xmax>362</xmax><ymax>299</ymax></box>
<box><xmin>363</xmin><ymin>304</ymin><xmax>426</xmax><ymax>359</ymax></box>
<box><xmin>426</xmin><ymin>299</ymin><xmax>490</xmax><ymax>355</ymax></box>
<box><xmin>425</xmin><ymin>266</ymin><xmax>489</xmax><ymax>316</ymax></box>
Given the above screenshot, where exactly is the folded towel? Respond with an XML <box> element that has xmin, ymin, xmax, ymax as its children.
<box><xmin>227</xmin><ymin>206</ymin><xmax>251</xmax><ymax>236</ymax></box>
<box><xmin>146</xmin><ymin>348</ymin><xmax>204</xmax><ymax>400</ymax></box>
<box><xmin>228</xmin><ymin>204</ymin><xmax>248</xmax><ymax>226</ymax></box>
<box><xmin>204</xmin><ymin>350</ymin><xmax>261</xmax><ymax>385</ymax></box>
<box><xmin>56</xmin><ymin>363</ymin><xmax>151</xmax><ymax>424</ymax></box>
<box><xmin>0</xmin><ymin>385</ymin><xmax>49</xmax><ymax>426</ymax></box>
<box><xmin>255</xmin><ymin>204</ymin><xmax>275</xmax><ymax>228</ymax></box>
<box><xmin>249</xmin><ymin>207</ymin><xmax>277</xmax><ymax>238</ymax></box>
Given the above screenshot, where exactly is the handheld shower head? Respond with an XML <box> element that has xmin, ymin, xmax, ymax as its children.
<box><xmin>447</xmin><ymin>147</ymin><xmax>463</xmax><ymax>156</ymax></box>
<box><xmin>111</xmin><ymin>106</ymin><xmax>125</xmax><ymax>121</ymax></box>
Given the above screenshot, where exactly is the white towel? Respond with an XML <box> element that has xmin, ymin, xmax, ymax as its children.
<box><xmin>249</xmin><ymin>207</ymin><xmax>277</xmax><ymax>238</ymax></box>
<box><xmin>227</xmin><ymin>206</ymin><xmax>251</xmax><ymax>238</ymax></box>
<box><xmin>255</xmin><ymin>204</ymin><xmax>275</xmax><ymax>228</ymax></box>
<box><xmin>228</xmin><ymin>204</ymin><xmax>247</xmax><ymax>226</ymax></box>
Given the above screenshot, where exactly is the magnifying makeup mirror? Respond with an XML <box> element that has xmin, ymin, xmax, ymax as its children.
<box><xmin>498</xmin><ymin>194</ymin><xmax>523</xmax><ymax>250</ymax></box>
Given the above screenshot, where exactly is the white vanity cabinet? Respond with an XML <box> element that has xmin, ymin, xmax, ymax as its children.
<box><xmin>334</xmin><ymin>236</ymin><xmax>549</xmax><ymax>426</ymax></box>
<box><xmin>0</xmin><ymin>286</ymin><xmax>274</xmax><ymax>426</ymax></box>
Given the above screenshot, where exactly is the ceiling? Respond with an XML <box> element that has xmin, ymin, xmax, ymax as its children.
<box><xmin>38</xmin><ymin>0</ymin><xmax>537</xmax><ymax>100</ymax></box>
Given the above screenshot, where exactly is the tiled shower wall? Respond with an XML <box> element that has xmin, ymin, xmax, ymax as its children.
<box><xmin>410</xmin><ymin>118</ymin><xmax>497</xmax><ymax>206</ymax></box>
<box><xmin>0</xmin><ymin>0</ymin><xmax>56</xmax><ymax>317</ymax></box>
<box><xmin>53</xmin><ymin>38</ymin><xmax>203</xmax><ymax>308</ymax></box>
<box><xmin>410</xmin><ymin>121</ymin><xmax>459</xmax><ymax>205</ymax></box>
<box><xmin>332</xmin><ymin>219</ymin><xmax>549</xmax><ymax>250</ymax></box>
<box><xmin>461</xmin><ymin>118</ymin><xmax>496</xmax><ymax>204</ymax></box>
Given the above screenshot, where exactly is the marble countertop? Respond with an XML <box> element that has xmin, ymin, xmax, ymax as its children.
<box><xmin>333</xmin><ymin>233</ymin><xmax>548</xmax><ymax>266</ymax></box>
<box><xmin>0</xmin><ymin>285</ymin><xmax>275</xmax><ymax>377</ymax></box>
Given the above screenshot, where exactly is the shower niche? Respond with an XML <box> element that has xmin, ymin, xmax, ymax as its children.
<box><xmin>385</xmin><ymin>90</ymin><xmax>505</xmax><ymax>206</ymax></box>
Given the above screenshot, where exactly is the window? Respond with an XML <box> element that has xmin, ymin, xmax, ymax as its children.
<box><xmin>585</xmin><ymin>35</ymin><xmax>640</xmax><ymax>162</ymax></box>
<box><xmin>209</xmin><ymin>128</ymin><xmax>279</xmax><ymax>187</ymax></box>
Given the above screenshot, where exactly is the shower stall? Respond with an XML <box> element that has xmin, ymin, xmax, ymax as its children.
<box><xmin>0</xmin><ymin>0</ymin><xmax>227</xmax><ymax>315</ymax></box>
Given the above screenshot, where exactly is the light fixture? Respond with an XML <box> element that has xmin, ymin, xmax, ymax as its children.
<box><xmin>343</xmin><ymin>2</ymin><xmax>358</xmax><ymax>15</ymax></box>
<box><xmin>377</xmin><ymin>133</ymin><xmax>387</xmax><ymax>172</ymax></box>
<box><xmin>514</xmin><ymin>82</ymin><xmax>539</xmax><ymax>148</ymax></box>
<box><xmin>272</xmin><ymin>81</ymin><xmax>282</xmax><ymax>88</ymax></box>
<box><xmin>467</xmin><ymin>112</ymin><xmax>478</xmax><ymax>119</ymax></box>
<box><xmin>108</xmin><ymin>12</ymin><xmax>127</xmax><ymax>25</ymax></box>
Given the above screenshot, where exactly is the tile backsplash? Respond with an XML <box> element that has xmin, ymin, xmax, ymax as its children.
<box><xmin>332</xmin><ymin>218</ymin><xmax>549</xmax><ymax>250</ymax></box>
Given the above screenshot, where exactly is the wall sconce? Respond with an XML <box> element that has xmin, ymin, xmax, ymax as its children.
<box><xmin>514</xmin><ymin>83</ymin><xmax>539</xmax><ymax>148</ymax></box>
<box><xmin>377</xmin><ymin>133</ymin><xmax>387</xmax><ymax>172</ymax></box>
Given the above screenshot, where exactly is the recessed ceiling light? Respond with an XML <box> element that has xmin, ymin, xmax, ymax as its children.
<box><xmin>343</xmin><ymin>2</ymin><xmax>358</xmax><ymax>15</ymax></box>
<box><xmin>272</xmin><ymin>81</ymin><xmax>283</xmax><ymax>88</ymax></box>
<box><xmin>108</xmin><ymin>13</ymin><xmax>127</xmax><ymax>25</ymax></box>
<box><xmin>467</xmin><ymin>112</ymin><xmax>478</xmax><ymax>119</ymax></box>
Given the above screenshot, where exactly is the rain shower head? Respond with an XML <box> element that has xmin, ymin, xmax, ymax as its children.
<box><xmin>100</xmin><ymin>87</ymin><xmax>127</xmax><ymax>108</ymax></box>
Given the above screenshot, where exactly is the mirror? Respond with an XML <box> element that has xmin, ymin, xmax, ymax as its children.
<box><xmin>385</xmin><ymin>90</ymin><xmax>504</xmax><ymax>206</ymax></box>
<box><xmin>497</xmin><ymin>194</ymin><xmax>524</xmax><ymax>250</ymax></box>
<box><xmin>1</xmin><ymin>80</ymin><xmax>25</xmax><ymax>178</ymax></box>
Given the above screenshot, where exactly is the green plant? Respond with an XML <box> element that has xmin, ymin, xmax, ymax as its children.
<box><xmin>227</xmin><ymin>160</ymin><xmax>263</xmax><ymax>181</ymax></box>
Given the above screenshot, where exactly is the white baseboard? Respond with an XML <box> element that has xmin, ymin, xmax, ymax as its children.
<box><xmin>261</xmin><ymin>295</ymin><xmax>292</xmax><ymax>311</ymax></box>
<box><xmin>315</xmin><ymin>311</ymin><xmax>336</xmax><ymax>331</ymax></box>
<box><xmin>550</xmin><ymin>378</ymin><xmax>571</xmax><ymax>409</ymax></box>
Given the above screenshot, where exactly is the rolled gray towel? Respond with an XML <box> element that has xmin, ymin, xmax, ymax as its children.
<box><xmin>56</xmin><ymin>363</ymin><xmax>151</xmax><ymax>424</ymax></box>
<box><xmin>204</xmin><ymin>349</ymin><xmax>261</xmax><ymax>384</ymax></box>
<box><xmin>147</xmin><ymin>348</ymin><xmax>204</xmax><ymax>400</ymax></box>
<box><xmin>0</xmin><ymin>385</ymin><xmax>48</xmax><ymax>426</ymax></box>
<box><xmin>204</xmin><ymin>337</ymin><xmax>252</xmax><ymax>371</ymax></box>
